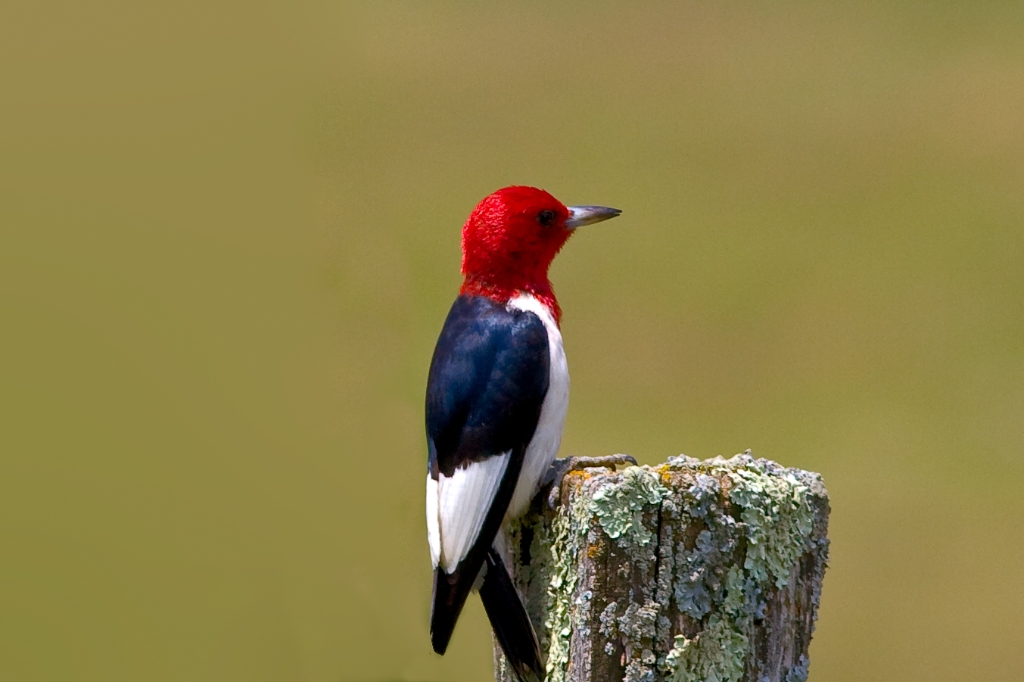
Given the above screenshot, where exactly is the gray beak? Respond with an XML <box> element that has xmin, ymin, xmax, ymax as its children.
<box><xmin>565</xmin><ymin>205</ymin><xmax>622</xmax><ymax>230</ymax></box>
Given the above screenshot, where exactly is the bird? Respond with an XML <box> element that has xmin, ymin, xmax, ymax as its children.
<box><xmin>424</xmin><ymin>186</ymin><xmax>629</xmax><ymax>682</ymax></box>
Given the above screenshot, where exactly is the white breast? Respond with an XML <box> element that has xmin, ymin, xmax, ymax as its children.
<box><xmin>505</xmin><ymin>293</ymin><xmax>569</xmax><ymax>520</ymax></box>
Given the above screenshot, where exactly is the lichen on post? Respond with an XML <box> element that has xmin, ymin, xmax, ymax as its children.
<box><xmin>493</xmin><ymin>452</ymin><xmax>830</xmax><ymax>682</ymax></box>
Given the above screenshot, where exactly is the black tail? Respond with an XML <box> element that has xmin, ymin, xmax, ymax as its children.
<box><xmin>430</xmin><ymin>565</ymin><xmax>473</xmax><ymax>655</ymax></box>
<box><xmin>479</xmin><ymin>549</ymin><xmax>544</xmax><ymax>682</ymax></box>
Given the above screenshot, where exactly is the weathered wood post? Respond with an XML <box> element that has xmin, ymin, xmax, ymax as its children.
<box><xmin>494</xmin><ymin>452</ymin><xmax>830</xmax><ymax>682</ymax></box>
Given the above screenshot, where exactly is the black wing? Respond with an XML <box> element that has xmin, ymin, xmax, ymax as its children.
<box><xmin>425</xmin><ymin>295</ymin><xmax>549</xmax><ymax>655</ymax></box>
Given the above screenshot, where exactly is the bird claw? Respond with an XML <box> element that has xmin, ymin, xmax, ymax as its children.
<box><xmin>543</xmin><ymin>454</ymin><xmax>638</xmax><ymax>510</ymax></box>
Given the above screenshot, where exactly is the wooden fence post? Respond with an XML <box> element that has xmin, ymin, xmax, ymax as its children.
<box><xmin>494</xmin><ymin>452</ymin><xmax>830</xmax><ymax>682</ymax></box>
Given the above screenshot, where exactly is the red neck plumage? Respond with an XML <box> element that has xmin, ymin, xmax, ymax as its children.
<box><xmin>460</xmin><ymin>276</ymin><xmax>562</xmax><ymax>325</ymax></box>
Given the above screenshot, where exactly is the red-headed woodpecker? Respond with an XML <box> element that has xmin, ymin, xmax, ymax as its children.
<box><xmin>425</xmin><ymin>186</ymin><xmax>623</xmax><ymax>682</ymax></box>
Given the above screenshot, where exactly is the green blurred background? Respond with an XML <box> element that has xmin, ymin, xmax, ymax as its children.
<box><xmin>3</xmin><ymin>1</ymin><xmax>1023</xmax><ymax>680</ymax></box>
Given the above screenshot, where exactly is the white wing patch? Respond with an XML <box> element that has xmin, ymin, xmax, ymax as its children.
<box><xmin>426</xmin><ymin>475</ymin><xmax>441</xmax><ymax>567</ymax></box>
<box><xmin>431</xmin><ymin>452</ymin><xmax>511</xmax><ymax>573</ymax></box>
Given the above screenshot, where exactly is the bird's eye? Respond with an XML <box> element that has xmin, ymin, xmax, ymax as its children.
<box><xmin>537</xmin><ymin>209</ymin><xmax>556</xmax><ymax>226</ymax></box>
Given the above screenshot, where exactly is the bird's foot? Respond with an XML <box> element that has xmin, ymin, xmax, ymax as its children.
<box><xmin>542</xmin><ymin>454</ymin><xmax>638</xmax><ymax>509</ymax></box>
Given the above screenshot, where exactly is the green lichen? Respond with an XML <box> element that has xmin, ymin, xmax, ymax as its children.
<box><xmin>721</xmin><ymin>565</ymin><xmax>746</xmax><ymax>617</ymax></box>
<box><xmin>585</xmin><ymin>466</ymin><xmax>665</xmax><ymax>682</ymax></box>
<box><xmin>727</xmin><ymin>462</ymin><xmax>816</xmax><ymax>588</ymax></box>
<box><xmin>658</xmin><ymin>453</ymin><xmax>826</xmax><ymax>681</ymax></box>
<box><xmin>542</xmin><ymin>485</ymin><xmax>590</xmax><ymax>682</ymax></box>
<box><xmin>599</xmin><ymin>598</ymin><xmax>661</xmax><ymax>682</ymax></box>
<box><xmin>589</xmin><ymin>466</ymin><xmax>667</xmax><ymax>546</ymax></box>
<box><xmin>620</xmin><ymin>599</ymin><xmax>661</xmax><ymax>682</ymax></box>
<box><xmin>664</xmin><ymin>613</ymin><xmax>748</xmax><ymax>682</ymax></box>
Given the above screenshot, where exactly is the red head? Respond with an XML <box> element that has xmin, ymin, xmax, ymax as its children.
<box><xmin>459</xmin><ymin>186</ymin><xmax>620</xmax><ymax>323</ymax></box>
